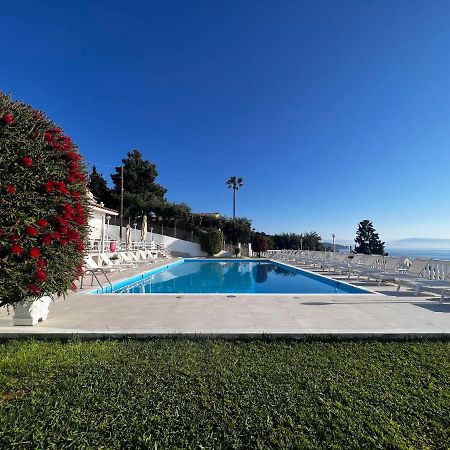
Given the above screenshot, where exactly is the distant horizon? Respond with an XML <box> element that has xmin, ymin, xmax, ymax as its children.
<box><xmin>1</xmin><ymin>1</ymin><xmax>449</xmax><ymax>240</ymax></box>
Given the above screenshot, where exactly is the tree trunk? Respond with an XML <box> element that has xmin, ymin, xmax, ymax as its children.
<box><xmin>233</xmin><ymin>188</ymin><xmax>236</xmax><ymax>219</ymax></box>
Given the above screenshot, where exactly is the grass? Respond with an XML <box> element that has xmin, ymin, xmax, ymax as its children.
<box><xmin>0</xmin><ymin>339</ymin><xmax>449</xmax><ymax>449</ymax></box>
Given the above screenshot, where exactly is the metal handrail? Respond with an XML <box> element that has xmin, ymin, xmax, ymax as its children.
<box><xmin>81</xmin><ymin>268</ymin><xmax>113</xmax><ymax>293</ymax></box>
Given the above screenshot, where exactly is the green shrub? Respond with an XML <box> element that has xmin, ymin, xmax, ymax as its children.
<box><xmin>0</xmin><ymin>93</ymin><xmax>89</xmax><ymax>306</ymax></box>
<box><xmin>199</xmin><ymin>229</ymin><xmax>223</xmax><ymax>256</ymax></box>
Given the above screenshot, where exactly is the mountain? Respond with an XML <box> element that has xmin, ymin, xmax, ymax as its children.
<box><xmin>388</xmin><ymin>238</ymin><xmax>450</xmax><ymax>249</ymax></box>
<box><xmin>322</xmin><ymin>242</ymin><xmax>348</xmax><ymax>250</ymax></box>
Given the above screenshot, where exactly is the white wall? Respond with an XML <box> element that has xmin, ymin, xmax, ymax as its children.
<box><xmin>108</xmin><ymin>224</ymin><xmax>206</xmax><ymax>257</ymax></box>
<box><xmin>88</xmin><ymin>210</ymin><xmax>104</xmax><ymax>240</ymax></box>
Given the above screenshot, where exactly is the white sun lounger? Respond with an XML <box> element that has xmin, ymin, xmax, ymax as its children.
<box><xmin>371</xmin><ymin>258</ymin><xmax>432</xmax><ymax>287</ymax></box>
<box><xmin>360</xmin><ymin>256</ymin><xmax>405</xmax><ymax>281</ymax></box>
<box><xmin>98</xmin><ymin>254</ymin><xmax>138</xmax><ymax>270</ymax></box>
<box><xmin>84</xmin><ymin>256</ymin><xmax>129</xmax><ymax>273</ymax></box>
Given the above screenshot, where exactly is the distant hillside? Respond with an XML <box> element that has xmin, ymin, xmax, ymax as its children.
<box><xmin>322</xmin><ymin>242</ymin><xmax>348</xmax><ymax>250</ymax></box>
<box><xmin>389</xmin><ymin>238</ymin><xmax>450</xmax><ymax>249</ymax></box>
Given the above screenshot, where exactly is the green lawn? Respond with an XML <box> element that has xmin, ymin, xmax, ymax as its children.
<box><xmin>0</xmin><ymin>340</ymin><xmax>449</xmax><ymax>449</ymax></box>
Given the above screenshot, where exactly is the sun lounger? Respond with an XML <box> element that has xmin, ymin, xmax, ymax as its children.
<box><xmin>98</xmin><ymin>254</ymin><xmax>138</xmax><ymax>270</ymax></box>
<box><xmin>396</xmin><ymin>261</ymin><xmax>450</xmax><ymax>299</ymax></box>
<box><xmin>371</xmin><ymin>258</ymin><xmax>432</xmax><ymax>287</ymax></box>
<box><xmin>342</xmin><ymin>255</ymin><xmax>380</xmax><ymax>278</ymax></box>
<box><xmin>84</xmin><ymin>256</ymin><xmax>128</xmax><ymax>273</ymax></box>
<box><xmin>362</xmin><ymin>257</ymin><xmax>405</xmax><ymax>281</ymax></box>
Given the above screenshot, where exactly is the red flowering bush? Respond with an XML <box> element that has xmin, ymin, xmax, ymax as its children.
<box><xmin>0</xmin><ymin>93</ymin><xmax>89</xmax><ymax>306</ymax></box>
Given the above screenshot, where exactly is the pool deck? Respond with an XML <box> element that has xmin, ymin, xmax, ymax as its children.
<box><xmin>1</xmin><ymin>258</ymin><xmax>449</xmax><ymax>338</ymax></box>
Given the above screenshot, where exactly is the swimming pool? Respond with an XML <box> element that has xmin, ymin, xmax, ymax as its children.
<box><xmin>93</xmin><ymin>259</ymin><xmax>371</xmax><ymax>295</ymax></box>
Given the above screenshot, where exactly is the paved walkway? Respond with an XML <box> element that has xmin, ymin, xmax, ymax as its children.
<box><xmin>1</xmin><ymin>261</ymin><xmax>449</xmax><ymax>338</ymax></box>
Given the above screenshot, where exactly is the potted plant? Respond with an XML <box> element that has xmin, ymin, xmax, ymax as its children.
<box><xmin>0</xmin><ymin>93</ymin><xmax>89</xmax><ymax>325</ymax></box>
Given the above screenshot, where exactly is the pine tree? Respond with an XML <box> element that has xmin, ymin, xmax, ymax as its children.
<box><xmin>110</xmin><ymin>150</ymin><xmax>167</xmax><ymax>218</ymax></box>
<box><xmin>88</xmin><ymin>165</ymin><xmax>112</xmax><ymax>206</ymax></box>
<box><xmin>354</xmin><ymin>220</ymin><xmax>385</xmax><ymax>255</ymax></box>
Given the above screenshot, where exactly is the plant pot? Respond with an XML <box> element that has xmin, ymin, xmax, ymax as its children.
<box><xmin>13</xmin><ymin>296</ymin><xmax>52</xmax><ymax>326</ymax></box>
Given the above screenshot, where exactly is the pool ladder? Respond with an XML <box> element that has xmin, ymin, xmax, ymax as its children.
<box><xmin>80</xmin><ymin>269</ymin><xmax>113</xmax><ymax>293</ymax></box>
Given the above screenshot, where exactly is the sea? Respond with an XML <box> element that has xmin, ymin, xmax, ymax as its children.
<box><xmin>386</xmin><ymin>248</ymin><xmax>450</xmax><ymax>260</ymax></box>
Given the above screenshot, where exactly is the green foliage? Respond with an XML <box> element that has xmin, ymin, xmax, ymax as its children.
<box><xmin>355</xmin><ymin>220</ymin><xmax>385</xmax><ymax>255</ymax></box>
<box><xmin>110</xmin><ymin>149</ymin><xmax>167</xmax><ymax>218</ymax></box>
<box><xmin>251</xmin><ymin>234</ymin><xmax>268</xmax><ymax>256</ymax></box>
<box><xmin>226</xmin><ymin>176</ymin><xmax>244</xmax><ymax>218</ymax></box>
<box><xmin>0</xmin><ymin>93</ymin><xmax>89</xmax><ymax>306</ymax></box>
<box><xmin>270</xmin><ymin>231</ymin><xmax>322</xmax><ymax>250</ymax></box>
<box><xmin>199</xmin><ymin>229</ymin><xmax>223</xmax><ymax>256</ymax></box>
<box><xmin>0</xmin><ymin>340</ymin><xmax>449</xmax><ymax>448</ymax></box>
<box><xmin>222</xmin><ymin>217</ymin><xmax>251</xmax><ymax>244</ymax></box>
<box><xmin>88</xmin><ymin>165</ymin><xmax>112</xmax><ymax>206</ymax></box>
<box><xmin>158</xmin><ymin>201</ymin><xmax>192</xmax><ymax>226</ymax></box>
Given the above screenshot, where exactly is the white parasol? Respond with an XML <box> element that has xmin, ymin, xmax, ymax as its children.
<box><xmin>140</xmin><ymin>215</ymin><xmax>148</xmax><ymax>242</ymax></box>
<box><xmin>126</xmin><ymin>224</ymin><xmax>132</xmax><ymax>250</ymax></box>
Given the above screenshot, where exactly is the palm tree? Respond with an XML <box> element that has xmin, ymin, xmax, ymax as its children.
<box><xmin>226</xmin><ymin>176</ymin><xmax>244</xmax><ymax>219</ymax></box>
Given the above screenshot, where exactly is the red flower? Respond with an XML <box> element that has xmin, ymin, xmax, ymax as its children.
<box><xmin>57</xmin><ymin>226</ymin><xmax>68</xmax><ymax>235</ymax></box>
<box><xmin>6</xmin><ymin>184</ymin><xmax>16</xmax><ymax>194</ymax></box>
<box><xmin>33</xmin><ymin>131</ymin><xmax>40</xmax><ymax>139</ymax></box>
<box><xmin>9</xmin><ymin>233</ymin><xmax>19</xmax><ymax>242</ymax></box>
<box><xmin>30</xmin><ymin>247</ymin><xmax>41</xmax><ymax>258</ymax></box>
<box><xmin>76</xmin><ymin>241</ymin><xmax>84</xmax><ymax>252</ymax></box>
<box><xmin>44</xmin><ymin>181</ymin><xmax>54</xmax><ymax>192</ymax></box>
<box><xmin>55</xmin><ymin>182</ymin><xmax>69</xmax><ymax>195</ymax></box>
<box><xmin>66</xmin><ymin>229</ymin><xmax>80</xmax><ymax>241</ymax></box>
<box><xmin>54</xmin><ymin>216</ymin><xmax>68</xmax><ymax>226</ymax></box>
<box><xmin>48</xmin><ymin>127</ymin><xmax>61</xmax><ymax>134</ymax></box>
<box><xmin>36</xmin><ymin>219</ymin><xmax>49</xmax><ymax>228</ymax></box>
<box><xmin>25</xmin><ymin>226</ymin><xmax>38</xmax><ymax>236</ymax></box>
<box><xmin>41</xmin><ymin>234</ymin><xmax>53</xmax><ymax>245</ymax></box>
<box><xmin>32</xmin><ymin>109</ymin><xmax>43</xmax><ymax>120</ymax></box>
<box><xmin>51</xmin><ymin>142</ymin><xmax>64</xmax><ymax>151</ymax></box>
<box><xmin>67</xmin><ymin>175</ymin><xmax>76</xmax><ymax>184</ymax></box>
<box><xmin>35</xmin><ymin>269</ymin><xmax>47</xmax><ymax>282</ymax></box>
<box><xmin>2</xmin><ymin>113</ymin><xmax>13</xmax><ymax>124</ymax></box>
<box><xmin>27</xmin><ymin>284</ymin><xmax>41</xmax><ymax>294</ymax></box>
<box><xmin>59</xmin><ymin>239</ymin><xmax>68</xmax><ymax>246</ymax></box>
<box><xmin>11</xmin><ymin>244</ymin><xmax>22</xmax><ymax>255</ymax></box>
<box><xmin>20</xmin><ymin>157</ymin><xmax>33</xmax><ymax>167</ymax></box>
<box><xmin>70</xmin><ymin>283</ymin><xmax>78</xmax><ymax>291</ymax></box>
<box><xmin>44</xmin><ymin>132</ymin><xmax>54</xmax><ymax>142</ymax></box>
<box><xmin>36</xmin><ymin>259</ymin><xmax>46</xmax><ymax>268</ymax></box>
<box><xmin>63</xmin><ymin>204</ymin><xmax>74</xmax><ymax>215</ymax></box>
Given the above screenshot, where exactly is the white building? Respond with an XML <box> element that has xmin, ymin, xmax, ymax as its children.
<box><xmin>87</xmin><ymin>191</ymin><xmax>118</xmax><ymax>241</ymax></box>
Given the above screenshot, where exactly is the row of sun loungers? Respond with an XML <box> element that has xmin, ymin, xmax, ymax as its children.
<box><xmin>84</xmin><ymin>248</ymin><xmax>171</xmax><ymax>273</ymax></box>
<box><xmin>268</xmin><ymin>250</ymin><xmax>450</xmax><ymax>301</ymax></box>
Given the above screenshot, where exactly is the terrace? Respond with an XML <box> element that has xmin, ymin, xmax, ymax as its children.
<box><xmin>1</xmin><ymin>252</ymin><xmax>449</xmax><ymax>337</ymax></box>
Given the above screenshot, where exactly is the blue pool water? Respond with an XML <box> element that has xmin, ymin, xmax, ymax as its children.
<box><xmin>95</xmin><ymin>259</ymin><xmax>370</xmax><ymax>294</ymax></box>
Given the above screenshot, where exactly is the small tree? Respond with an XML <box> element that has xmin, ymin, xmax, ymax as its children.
<box><xmin>354</xmin><ymin>220</ymin><xmax>385</xmax><ymax>255</ymax></box>
<box><xmin>222</xmin><ymin>217</ymin><xmax>251</xmax><ymax>245</ymax></box>
<box><xmin>199</xmin><ymin>230</ymin><xmax>224</xmax><ymax>256</ymax></box>
<box><xmin>251</xmin><ymin>234</ymin><xmax>268</xmax><ymax>257</ymax></box>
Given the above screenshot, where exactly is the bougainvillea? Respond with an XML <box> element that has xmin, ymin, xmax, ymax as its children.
<box><xmin>0</xmin><ymin>93</ymin><xmax>89</xmax><ymax>306</ymax></box>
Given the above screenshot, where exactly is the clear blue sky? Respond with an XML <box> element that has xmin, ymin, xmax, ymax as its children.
<box><xmin>2</xmin><ymin>1</ymin><xmax>450</xmax><ymax>243</ymax></box>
